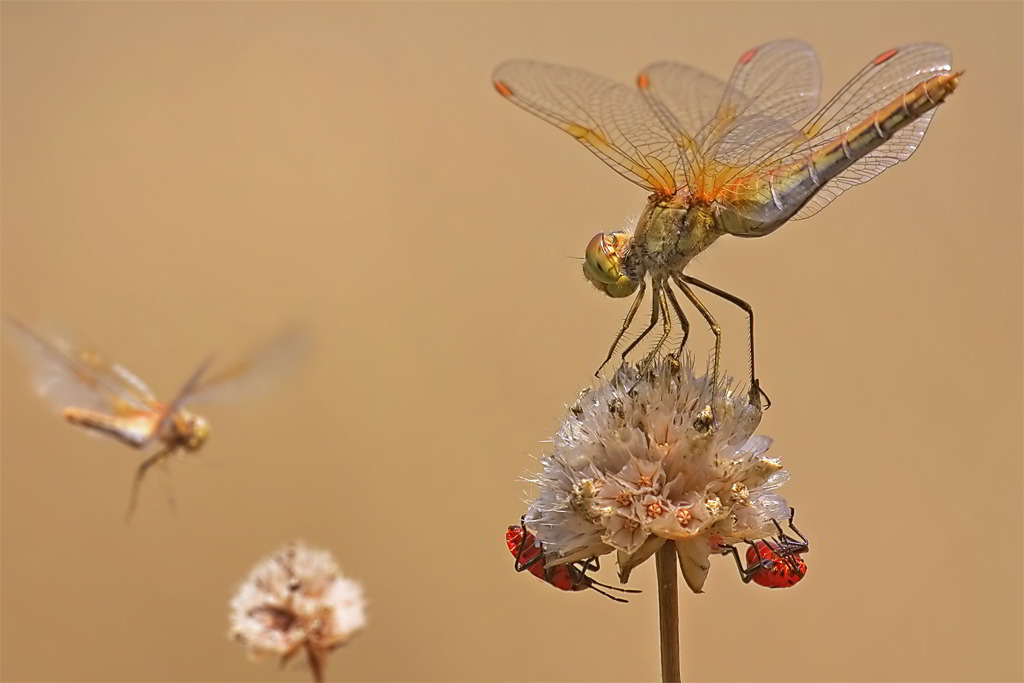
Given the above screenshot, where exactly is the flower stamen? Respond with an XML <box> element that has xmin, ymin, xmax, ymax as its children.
<box><xmin>730</xmin><ymin>482</ymin><xmax>750</xmax><ymax>505</ymax></box>
<box><xmin>705</xmin><ymin>495</ymin><xmax>722</xmax><ymax>515</ymax></box>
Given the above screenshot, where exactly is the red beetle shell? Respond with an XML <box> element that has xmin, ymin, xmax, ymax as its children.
<box><xmin>745</xmin><ymin>540</ymin><xmax>807</xmax><ymax>588</ymax></box>
<box><xmin>506</xmin><ymin>524</ymin><xmax>585</xmax><ymax>591</ymax></box>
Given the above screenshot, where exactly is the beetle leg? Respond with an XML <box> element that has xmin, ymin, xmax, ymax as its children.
<box><xmin>720</xmin><ymin>543</ymin><xmax>757</xmax><ymax>583</ymax></box>
<box><xmin>588</xmin><ymin>585</ymin><xmax>631</xmax><ymax>603</ymax></box>
<box><xmin>512</xmin><ymin>517</ymin><xmax>546</xmax><ymax>573</ymax></box>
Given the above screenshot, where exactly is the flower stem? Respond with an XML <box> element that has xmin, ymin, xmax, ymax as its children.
<box><xmin>655</xmin><ymin>543</ymin><xmax>681</xmax><ymax>683</ymax></box>
<box><xmin>305</xmin><ymin>644</ymin><xmax>324</xmax><ymax>683</ymax></box>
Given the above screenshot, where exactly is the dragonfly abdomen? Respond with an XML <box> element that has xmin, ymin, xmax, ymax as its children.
<box><xmin>64</xmin><ymin>408</ymin><xmax>154</xmax><ymax>448</ymax></box>
<box><xmin>779</xmin><ymin>71</ymin><xmax>961</xmax><ymax>213</ymax></box>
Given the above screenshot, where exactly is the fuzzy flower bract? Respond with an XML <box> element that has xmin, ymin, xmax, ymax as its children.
<box><xmin>229</xmin><ymin>542</ymin><xmax>365</xmax><ymax>681</ymax></box>
<box><xmin>524</xmin><ymin>357</ymin><xmax>792</xmax><ymax>593</ymax></box>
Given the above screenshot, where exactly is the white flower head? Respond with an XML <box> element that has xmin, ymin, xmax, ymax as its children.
<box><xmin>524</xmin><ymin>357</ymin><xmax>793</xmax><ymax>593</ymax></box>
<box><xmin>229</xmin><ymin>542</ymin><xmax>365</xmax><ymax>681</ymax></box>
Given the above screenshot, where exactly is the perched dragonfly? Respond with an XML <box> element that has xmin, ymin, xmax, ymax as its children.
<box><xmin>494</xmin><ymin>41</ymin><xmax>962</xmax><ymax>407</ymax></box>
<box><xmin>2</xmin><ymin>315</ymin><xmax>308</xmax><ymax>519</ymax></box>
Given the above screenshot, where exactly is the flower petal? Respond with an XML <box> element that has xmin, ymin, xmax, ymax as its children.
<box><xmin>675</xmin><ymin>537</ymin><xmax>713</xmax><ymax>594</ymax></box>
<box><xmin>616</xmin><ymin>535</ymin><xmax>667</xmax><ymax>582</ymax></box>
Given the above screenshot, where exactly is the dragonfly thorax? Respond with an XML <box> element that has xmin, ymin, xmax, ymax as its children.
<box><xmin>171</xmin><ymin>410</ymin><xmax>209</xmax><ymax>451</ymax></box>
<box><xmin>631</xmin><ymin>201</ymin><xmax>722</xmax><ymax>280</ymax></box>
<box><xmin>583</xmin><ymin>201</ymin><xmax>724</xmax><ymax>298</ymax></box>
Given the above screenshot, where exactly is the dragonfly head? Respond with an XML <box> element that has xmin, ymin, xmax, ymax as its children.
<box><xmin>583</xmin><ymin>231</ymin><xmax>638</xmax><ymax>298</ymax></box>
<box><xmin>182</xmin><ymin>413</ymin><xmax>210</xmax><ymax>451</ymax></box>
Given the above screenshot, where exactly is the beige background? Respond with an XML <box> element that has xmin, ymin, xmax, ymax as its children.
<box><xmin>2</xmin><ymin>2</ymin><xmax>1021</xmax><ymax>681</ymax></box>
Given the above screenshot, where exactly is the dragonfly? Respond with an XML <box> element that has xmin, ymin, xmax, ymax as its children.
<box><xmin>2</xmin><ymin>315</ymin><xmax>308</xmax><ymax>519</ymax></box>
<box><xmin>494</xmin><ymin>40</ymin><xmax>962</xmax><ymax>408</ymax></box>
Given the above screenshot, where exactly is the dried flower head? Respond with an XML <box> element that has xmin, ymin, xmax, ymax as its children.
<box><xmin>229</xmin><ymin>542</ymin><xmax>365</xmax><ymax>682</ymax></box>
<box><xmin>524</xmin><ymin>357</ymin><xmax>792</xmax><ymax>593</ymax></box>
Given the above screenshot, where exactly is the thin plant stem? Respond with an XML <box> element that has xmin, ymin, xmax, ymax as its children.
<box><xmin>656</xmin><ymin>542</ymin><xmax>681</xmax><ymax>683</ymax></box>
<box><xmin>305</xmin><ymin>643</ymin><xmax>324</xmax><ymax>683</ymax></box>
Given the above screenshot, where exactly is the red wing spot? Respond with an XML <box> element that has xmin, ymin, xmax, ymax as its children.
<box><xmin>739</xmin><ymin>48</ymin><xmax>757</xmax><ymax>65</ymax></box>
<box><xmin>494</xmin><ymin>80</ymin><xmax>513</xmax><ymax>97</ymax></box>
<box><xmin>873</xmin><ymin>48</ymin><xmax>899</xmax><ymax>65</ymax></box>
<box><xmin>636</xmin><ymin>73</ymin><xmax>650</xmax><ymax>90</ymax></box>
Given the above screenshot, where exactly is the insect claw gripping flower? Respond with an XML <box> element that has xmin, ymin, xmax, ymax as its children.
<box><xmin>524</xmin><ymin>356</ymin><xmax>794</xmax><ymax>593</ymax></box>
<box><xmin>229</xmin><ymin>542</ymin><xmax>366</xmax><ymax>682</ymax></box>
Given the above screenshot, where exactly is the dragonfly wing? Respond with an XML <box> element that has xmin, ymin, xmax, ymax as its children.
<box><xmin>187</xmin><ymin>325</ymin><xmax>310</xmax><ymax>405</ymax></box>
<box><xmin>156</xmin><ymin>355</ymin><xmax>215</xmax><ymax>439</ymax></box>
<box><xmin>788</xmin><ymin>110</ymin><xmax>941</xmax><ymax>219</ymax></box>
<box><xmin>2</xmin><ymin>315</ymin><xmax>154</xmax><ymax>414</ymax></box>
<box><xmin>788</xmin><ymin>44</ymin><xmax>953</xmax><ymax>219</ymax></box>
<box><xmin>493</xmin><ymin>60</ymin><xmax>682</xmax><ymax>197</ymax></box>
<box><xmin>636</xmin><ymin>62</ymin><xmax>727</xmax><ymax>140</ymax></box>
<box><xmin>634</xmin><ymin>61</ymin><xmax>727</xmax><ymax>195</ymax></box>
<box><xmin>715</xmin><ymin>44</ymin><xmax>954</xmax><ymax>228</ymax></box>
<box><xmin>699</xmin><ymin>40</ymin><xmax>821</xmax><ymax>168</ymax></box>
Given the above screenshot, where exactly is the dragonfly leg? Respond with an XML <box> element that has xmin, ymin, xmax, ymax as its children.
<box><xmin>125</xmin><ymin>444</ymin><xmax>175</xmax><ymax>522</ymax></box>
<box><xmin>664</xmin><ymin>283</ymin><xmax>691</xmax><ymax>358</ymax></box>
<box><xmin>673</xmin><ymin>276</ymin><xmax>722</xmax><ymax>407</ymax></box>
<box><xmin>620</xmin><ymin>280</ymin><xmax>662</xmax><ymax>362</ymax></box>
<box><xmin>597</xmin><ymin>282</ymin><xmax>647</xmax><ymax>376</ymax></box>
<box><xmin>157</xmin><ymin>456</ymin><xmax>178</xmax><ymax>514</ymax></box>
<box><xmin>680</xmin><ymin>275</ymin><xmax>770</xmax><ymax>411</ymax></box>
<box><xmin>637</xmin><ymin>289</ymin><xmax>673</xmax><ymax>377</ymax></box>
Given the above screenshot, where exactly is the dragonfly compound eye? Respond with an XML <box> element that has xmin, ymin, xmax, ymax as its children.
<box><xmin>583</xmin><ymin>232</ymin><xmax>637</xmax><ymax>298</ymax></box>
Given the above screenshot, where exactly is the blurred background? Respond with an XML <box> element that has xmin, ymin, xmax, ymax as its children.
<box><xmin>2</xmin><ymin>2</ymin><xmax>1021</xmax><ymax>681</ymax></box>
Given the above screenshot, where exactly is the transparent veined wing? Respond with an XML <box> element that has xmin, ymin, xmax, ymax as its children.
<box><xmin>633</xmin><ymin>61</ymin><xmax>727</xmax><ymax>196</ymax></box>
<box><xmin>788</xmin><ymin>107</ymin><xmax>940</xmax><ymax>220</ymax></box>
<box><xmin>698</xmin><ymin>40</ymin><xmax>821</xmax><ymax>169</ymax></box>
<box><xmin>788</xmin><ymin>43</ymin><xmax>953</xmax><ymax>219</ymax></box>
<box><xmin>715</xmin><ymin>44</ymin><xmax>954</xmax><ymax>226</ymax></box>
<box><xmin>154</xmin><ymin>355</ymin><xmax>215</xmax><ymax>438</ymax></box>
<box><xmin>185</xmin><ymin>325</ymin><xmax>310</xmax><ymax>405</ymax></box>
<box><xmin>493</xmin><ymin>60</ymin><xmax>682</xmax><ymax>197</ymax></box>
<box><xmin>2</xmin><ymin>315</ymin><xmax>155</xmax><ymax>414</ymax></box>
<box><xmin>635</xmin><ymin>63</ymin><xmax>727</xmax><ymax>146</ymax></box>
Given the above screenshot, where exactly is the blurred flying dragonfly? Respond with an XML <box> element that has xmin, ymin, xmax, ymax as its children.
<box><xmin>2</xmin><ymin>315</ymin><xmax>308</xmax><ymax>519</ymax></box>
<box><xmin>494</xmin><ymin>41</ymin><xmax>962</xmax><ymax>407</ymax></box>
